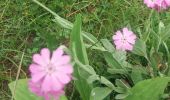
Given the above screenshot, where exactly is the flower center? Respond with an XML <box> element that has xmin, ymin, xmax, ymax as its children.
<box><xmin>45</xmin><ymin>63</ymin><xmax>56</xmax><ymax>75</ymax></box>
<box><xmin>121</xmin><ymin>36</ymin><xmax>126</xmax><ymax>43</ymax></box>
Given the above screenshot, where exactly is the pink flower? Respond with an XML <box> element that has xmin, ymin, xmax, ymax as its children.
<box><xmin>29</xmin><ymin>47</ymin><xmax>73</xmax><ymax>100</ymax></box>
<box><xmin>144</xmin><ymin>0</ymin><xmax>170</xmax><ymax>11</ymax></box>
<box><xmin>112</xmin><ymin>28</ymin><xmax>137</xmax><ymax>51</ymax></box>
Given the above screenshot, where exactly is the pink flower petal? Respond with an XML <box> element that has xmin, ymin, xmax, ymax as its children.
<box><xmin>122</xmin><ymin>28</ymin><xmax>129</xmax><ymax>34</ymax></box>
<box><xmin>29</xmin><ymin>64</ymin><xmax>43</xmax><ymax>74</ymax></box>
<box><xmin>51</xmin><ymin>48</ymin><xmax>64</xmax><ymax>63</ymax></box>
<box><xmin>144</xmin><ymin>0</ymin><xmax>155</xmax><ymax>8</ymax></box>
<box><xmin>28</xmin><ymin>80</ymin><xmax>43</xmax><ymax>96</ymax></box>
<box><xmin>40</xmin><ymin>48</ymin><xmax>50</xmax><ymax>64</ymax></box>
<box><xmin>51</xmin><ymin>90</ymin><xmax>64</xmax><ymax>100</ymax></box>
<box><xmin>51</xmin><ymin>74</ymin><xmax>63</xmax><ymax>91</ymax></box>
<box><xmin>44</xmin><ymin>94</ymin><xmax>50</xmax><ymax>100</ymax></box>
<box><xmin>54</xmin><ymin>90</ymin><xmax>64</xmax><ymax>100</ymax></box>
<box><xmin>155</xmin><ymin>0</ymin><xmax>168</xmax><ymax>9</ymax></box>
<box><xmin>31</xmin><ymin>72</ymin><xmax>46</xmax><ymax>83</ymax></box>
<box><xmin>114</xmin><ymin>40</ymin><xmax>123</xmax><ymax>50</ymax></box>
<box><xmin>130</xmin><ymin>34</ymin><xmax>137</xmax><ymax>40</ymax></box>
<box><xmin>127</xmin><ymin>38</ymin><xmax>135</xmax><ymax>44</ymax></box>
<box><xmin>114</xmin><ymin>40</ymin><xmax>122</xmax><ymax>46</ymax></box>
<box><xmin>33</xmin><ymin>54</ymin><xmax>46</xmax><ymax>66</ymax></box>
<box><xmin>55</xmin><ymin>72</ymin><xmax>71</xmax><ymax>84</ymax></box>
<box><xmin>123</xmin><ymin>28</ymin><xmax>133</xmax><ymax>37</ymax></box>
<box><xmin>41</xmin><ymin>75</ymin><xmax>52</xmax><ymax>92</ymax></box>
<box><xmin>127</xmin><ymin>34</ymin><xmax>136</xmax><ymax>44</ymax></box>
<box><xmin>123</xmin><ymin>41</ymin><xmax>133</xmax><ymax>51</ymax></box>
<box><xmin>165</xmin><ymin>0</ymin><xmax>170</xmax><ymax>6</ymax></box>
<box><xmin>56</xmin><ymin>65</ymin><xmax>73</xmax><ymax>74</ymax></box>
<box><xmin>113</xmin><ymin>31</ymin><xmax>122</xmax><ymax>40</ymax></box>
<box><xmin>144</xmin><ymin>0</ymin><xmax>170</xmax><ymax>10</ymax></box>
<box><xmin>53</xmin><ymin>56</ymin><xmax>71</xmax><ymax>66</ymax></box>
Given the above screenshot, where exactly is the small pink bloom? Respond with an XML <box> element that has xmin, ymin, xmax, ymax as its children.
<box><xmin>29</xmin><ymin>47</ymin><xmax>73</xmax><ymax>100</ymax></box>
<box><xmin>144</xmin><ymin>0</ymin><xmax>170</xmax><ymax>11</ymax></box>
<box><xmin>113</xmin><ymin>28</ymin><xmax>137</xmax><ymax>51</ymax></box>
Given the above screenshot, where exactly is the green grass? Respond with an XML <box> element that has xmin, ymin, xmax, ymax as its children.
<box><xmin>0</xmin><ymin>0</ymin><xmax>170</xmax><ymax>100</ymax></box>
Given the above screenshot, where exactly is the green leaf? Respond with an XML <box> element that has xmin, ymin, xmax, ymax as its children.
<box><xmin>114</xmin><ymin>87</ymin><xmax>127</xmax><ymax>94</ymax></box>
<box><xmin>132</xmin><ymin>39</ymin><xmax>147</xmax><ymax>57</ymax></box>
<box><xmin>125</xmin><ymin>77</ymin><xmax>170</xmax><ymax>100</ymax></box>
<box><xmin>158</xmin><ymin>21</ymin><xmax>165</xmax><ymax>35</ymax></box>
<box><xmin>108</xmin><ymin>68</ymin><xmax>128</xmax><ymax>75</ymax></box>
<box><xmin>70</xmin><ymin>14</ymin><xmax>92</xmax><ymax>100</ymax></box>
<box><xmin>115</xmin><ymin>79</ymin><xmax>130</xmax><ymax>89</ymax></box>
<box><xmin>161</xmin><ymin>23</ymin><xmax>170</xmax><ymax>41</ymax></box>
<box><xmin>85</xmin><ymin>44</ymin><xmax>106</xmax><ymax>51</ymax></box>
<box><xmin>90</xmin><ymin>87</ymin><xmax>113</xmax><ymax>100</ymax></box>
<box><xmin>115</xmin><ymin>93</ymin><xmax>129</xmax><ymax>100</ymax></box>
<box><xmin>103</xmin><ymin>50</ymin><xmax>131</xmax><ymax>71</ymax></box>
<box><xmin>75</xmin><ymin>59</ymin><xmax>96</xmax><ymax>75</ymax></box>
<box><xmin>150</xmin><ymin>51</ymin><xmax>163</xmax><ymax>75</ymax></box>
<box><xmin>71</xmin><ymin>14</ymin><xmax>89</xmax><ymax>65</ymax></box>
<box><xmin>54</xmin><ymin>16</ymin><xmax>73</xmax><ymax>29</ymax></box>
<box><xmin>103</xmin><ymin>52</ymin><xmax>122</xmax><ymax>69</ymax></box>
<box><xmin>82</xmin><ymin>31</ymin><xmax>102</xmax><ymax>47</ymax></box>
<box><xmin>113</xmin><ymin>50</ymin><xmax>127</xmax><ymax>62</ymax></box>
<box><xmin>130</xmin><ymin>67</ymin><xmax>145</xmax><ymax>84</ymax></box>
<box><xmin>100</xmin><ymin>76</ymin><xmax>115</xmax><ymax>89</ymax></box>
<box><xmin>87</xmin><ymin>75</ymin><xmax>100</xmax><ymax>84</ymax></box>
<box><xmin>101</xmin><ymin>39</ymin><xmax>115</xmax><ymax>52</ymax></box>
<box><xmin>8</xmin><ymin>79</ymin><xmax>43</xmax><ymax>100</ymax></box>
<box><xmin>59</xmin><ymin>95</ymin><xmax>68</xmax><ymax>100</ymax></box>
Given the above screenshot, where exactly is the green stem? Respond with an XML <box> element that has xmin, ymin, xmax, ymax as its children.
<box><xmin>144</xmin><ymin>10</ymin><xmax>154</xmax><ymax>42</ymax></box>
<box><xmin>156</xmin><ymin>12</ymin><xmax>161</xmax><ymax>52</ymax></box>
<box><xmin>145</xmin><ymin>55</ymin><xmax>155</xmax><ymax>78</ymax></box>
<box><xmin>156</xmin><ymin>38</ymin><xmax>161</xmax><ymax>52</ymax></box>
<box><xmin>163</xmin><ymin>42</ymin><xmax>170</xmax><ymax>60</ymax></box>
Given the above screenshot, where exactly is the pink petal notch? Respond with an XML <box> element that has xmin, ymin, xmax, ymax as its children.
<box><xmin>28</xmin><ymin>47</ymin><xmax>73</xmax><ymax>100</ymax></box>
<box><xmin>112</xmin><ymin>28</ymin><xmax>137</xmax><ymax>51</ymax></box>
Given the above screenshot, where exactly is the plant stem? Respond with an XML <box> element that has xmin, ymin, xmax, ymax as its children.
<box><xmin>144</xmin><ymin>10</ymin><xmax>154</xmax><ymax>42</ymax></box>
<box><xmin>145</xmin><ymin>55</ymin><xmax>155</xmax><ymax>78</ymax></box>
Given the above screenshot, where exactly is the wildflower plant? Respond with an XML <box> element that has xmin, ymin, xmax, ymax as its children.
<box><xmin>8</xmin><ymin>0</ymin><xmax>170</xmax><ymax>100</ymax></box>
